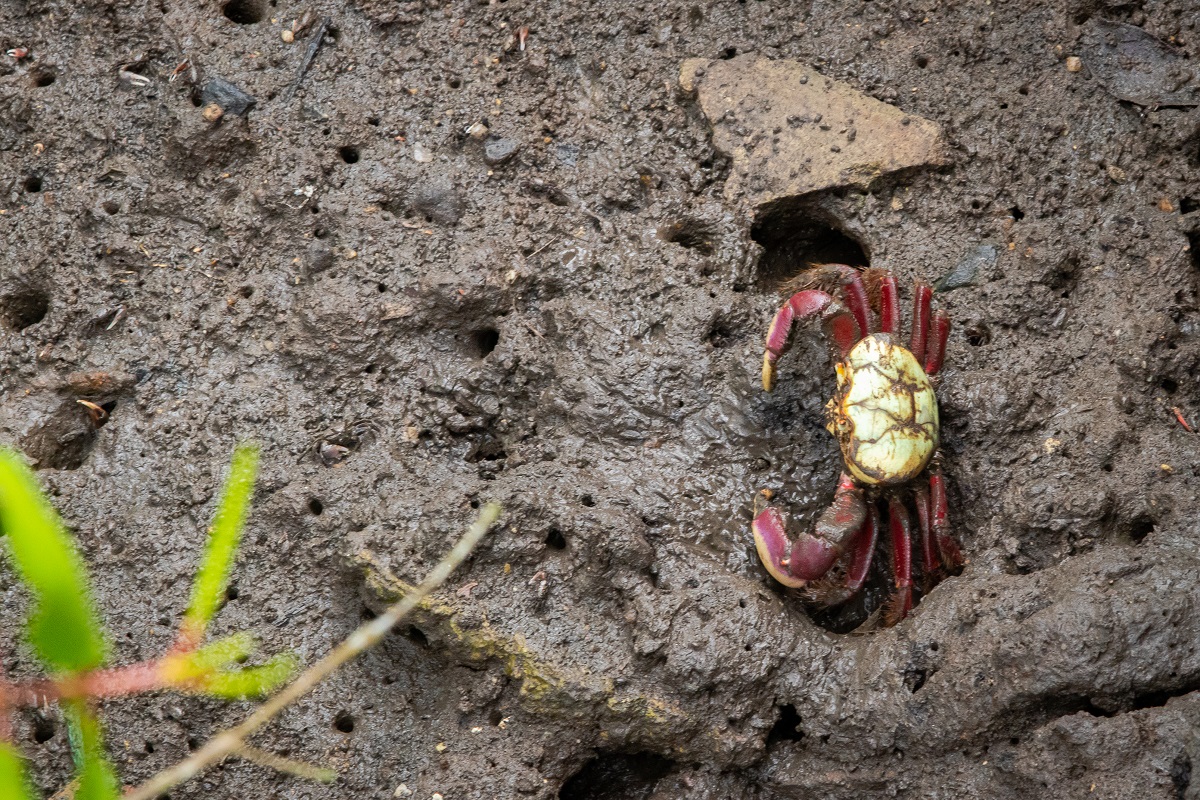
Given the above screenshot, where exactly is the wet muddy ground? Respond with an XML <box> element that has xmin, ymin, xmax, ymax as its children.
<box><xmin>2</xmin><ymin>0</ymin><xmax>1200</xmax><ymax>798</ymax></box>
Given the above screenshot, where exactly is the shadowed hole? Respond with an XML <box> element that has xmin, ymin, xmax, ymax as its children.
<box><xmin>30</xmin><ymin>68</ymin><xmax>56</xmax><ymax>87</ymax></box>
<box><xmin>751</xmin><ymin>205</ymin><xmax>869</xmax><ymax>290</ymax></box>
<box><xmin>657</xmin><ymin>217</ymin><xmax>716</xmax><ymax>254</ymax></box>
<box><xmin>545</xmin><ymin>527</ymin><xmax>566</xmax><ymax>550</ymax></box>
<box><xmin>914</xmin><ymin>55</ymin><xmax>928</xmax><ymax>68</ymax></box>
<box><xmin>32</xmin><ymin>715</ymin><xmax>55</xmax><ymax>744</ymax></box>
<box><xmin>766</xmin><ymin>704</ymin><xmax>804</xmax><ymax>747</ymax></box>
<box><xmin>308</xmin><ymin>497</ymin><xmax>324</xmax><ymax>515</ymax></box>
<box><xmin>333</xmin><ymin>711</ymin><xmax>355</xmax><ymax>733</ymax></box>
<box><xmin>1</xmin><ymin>287</ymin><xmax>49</xmax><ymax>331</ymax></box>
<box><xmin>470</xmin><ymin>327</ymin><xmax>500</xmax><ymax>358</ymax></box>
<box><xmin>1130</xmin><ymin>514</ymin><xmax>1155</xmax><ymax>544</ymax></box>
<box><xmin>1159</xmin><ymin>376</ymin><xmax>1179</xmax><ymax>393</ymax></box>
<box><xmin>965</xmin><ymin>323</ymin><xmax>991</xmax><ymax>346</ymax></box>
<box><xmin>23</xmin><ymin>175</ymin><xmax>42</xmax><ymax>193</ymax></box>
<box><xmin>222</xmin><ymin>0</ymin><xmax>266</xmax><ymax>24</ymax></box>
<box><xmin>559</xmin><ymin>752</ymin><xmax>674</xmax><ymax>800</ymax></box>
<box><xmin>338</xmin><ymin>145</ymin><xmax>360</xmax><ymax>164</ymax></box>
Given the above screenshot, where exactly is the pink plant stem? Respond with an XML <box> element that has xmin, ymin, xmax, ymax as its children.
<box><xmin>3</xmin><ymin>661</ymin><xmax>168</xmax><ymax>708</ymax></box>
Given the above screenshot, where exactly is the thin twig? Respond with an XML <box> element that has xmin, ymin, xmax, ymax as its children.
<box><xmin>281</xmin><ymin>17</ymin><xmax>331</xmax><ymax>104</ymax></box>
<box><xmin>234</xmin><ymin>745</ymin><xmax>336</xmax><ymax>783</ymax></box>
<box><xmin>123</xmin><ymin>504</ymin><xmax>500</xmax><ymax>800</ymax></box>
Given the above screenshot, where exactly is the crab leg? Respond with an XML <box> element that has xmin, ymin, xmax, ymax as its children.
<box><xmin>913</xmin><ymin>486</ymin><xmax>938</xmax><ymax>582</ymax></box>
<box><xmin>924</xmin><ymin>310</ymin><xmax>951</xmax><ymax>376</ymax></box>
<box><xmin>827</xmin><ymin>265</ymin><xmax>872</xmax><ymax>337</ymax></box>
<box><xmin>752</xmin><ymin>473</ymin><xmax>866</xmax><ymax>587</ymax></box>
<box><xmin>884</xmin><ymin>497</ymin><xmax>914</xmax><ymax>626</ymax></box>
<box><xmin>930</xmin><ymin>469</ymin><xmax>964</xmax><ymax>571</ymax></box>
<box><xmin>910</xmin><ymin>281</ymin><xmax>932</xmax><ymax>363</ymax></box>
<box><xmin>878</xmin><ymin>272</ymin><xmax>901</xmax><ymax>336</ymax></box>
<box><xmin>763</xmin><ymin>291</ymin><xmax>861</xmax><ymax>391</ymax></box>
<box><xmin>807</xmin><ymin>503</ymin><xmax>880</xmax><ymax>607</ymax></box>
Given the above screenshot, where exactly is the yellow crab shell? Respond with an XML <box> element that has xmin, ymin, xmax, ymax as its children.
<box><xmin>827</xmin><ymin>333</ymin><xmax>938</xmax><ymax>486</ymax></box>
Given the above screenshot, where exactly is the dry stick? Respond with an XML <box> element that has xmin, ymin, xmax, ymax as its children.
<box><xmin>123</xmin><ymin>504</ymin><xmax>500</xmax><ymax>800</ymax></box>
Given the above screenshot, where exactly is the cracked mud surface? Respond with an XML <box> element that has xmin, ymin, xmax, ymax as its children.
<box><xmin>2</xmin><ymin>1</ymin><xmax>1200</xmax><ymax>798</ymax></box>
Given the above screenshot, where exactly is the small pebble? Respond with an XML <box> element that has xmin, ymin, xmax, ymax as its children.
<box><xmin>393</xmin><ymin>786</ymin><xmax>412</xmax><ymax>798</ymax></box>
<box><xmin>201</xmin><ymin>103</ymin><xmax>224</xmax><ymax>123</ymax></box>
<box><xmin>483</xmin><ymin>136</ymin><xmax>520</xmax><ymax>166</ymax></box>
<box><xmin>281</xmin><ymin>29</ymin><xmax>294</xmax><ymax>43</ymax></box>
<box><xmin>1065</xmin><ymin>56</ymin><xmax>1082</xmax><ymax>72</ymax></box>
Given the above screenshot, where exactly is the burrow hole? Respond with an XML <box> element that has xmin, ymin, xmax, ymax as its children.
<box><xmin>222</xmin><ymin>0</ymin><xmax>266</xmax><ymax>24</ymax></box>
<box><xmin>559</xmin><ymin>752</ymin><xmax>675</xmax><ymax>800</ymax></box>
<box><xmin>751</xmin><ymin>205</ymin><xmax>869</xmax><ymax>290</ymax></box>
<box><xmin>29</xmin><ymin>68</ymin><xmax>56</xmax><ymax>87</ymax></box>
<box><xmin>32</xmin><ymin>715</ymin><xmax>55</xmax><ymax>744</ymax></box>
<box><xmin>23</xmin><ymin>175</ymin><xmax>42</xmax><ymax>193</ymax></box>
<box><xmin>1130</xmin><ymin>514</ymin><xmax>1155</xmax><ymax>544</ymax></box>
<box><xmin>544</xmin><ymin>526</ymin><xmax>567</xmax><ymax>550</ymax></box>
<box><xmin>470</xmin><ymin>327</ymin><xmax>500</xmax><ymax>358</ymax></box>
<box><xmin>766</xmin><ymin>704</ymin><xmax>804</xmax><ymax>747</ymax></box>
<box><xmin>308</xmin><ymin>497</ymin><xmax>324</xmax><ymax>515</ymax></box>
<box><xmin>338</xmin><ymin>145</ymin><xmax>360</xmax><ymax>164</ymax></box>
<box><xmin>1</xmin><ymin>287</ymin><xmax>50</xmax><ymax>331</ymax></box>
<box><xmin>333</xmin><ymin>711</ymin><xmax>355</xmax><ymax>733</ymax></box>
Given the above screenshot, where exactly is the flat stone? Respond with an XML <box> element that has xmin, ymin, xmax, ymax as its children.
<box><xmin>198</xmin><ymin>78</ymin><xmax>256</xmax><ymax>116</ymax></box>
<box><xmin>483</xmin><ymin>136</ymin><xmax>520</xmax><ymax>166</ymax></box>
<box><xmin>680</xmin><ymin>55</ymin><xmax>946</xmax><ymax>208</ymax></box>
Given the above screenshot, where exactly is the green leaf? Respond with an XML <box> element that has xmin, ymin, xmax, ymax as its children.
<box><xmin>195</xmin><ymin>652</ymin><xmax>299</xmax><ymax>699</ymax></box>
<box><xmin>0</xmin><ymin>449</ymin><xmax>109</xmax><ymax>672</ymax></box>
<box><xmin>64</xmin><ymin>702</ymin><xmax>119</xmax><ymax>800</ymax></box>
<box><xmin>0</xmin><ymin>742</ymin><xmax>36</xmax><ymax>800</ymax></box>
<box><xmin>181</xmin><ymin>444</ymin><xmax>259</xmax><ymax>642</ymax></box>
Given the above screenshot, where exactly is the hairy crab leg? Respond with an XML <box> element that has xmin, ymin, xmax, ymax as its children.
<box><xmin>910</xmin><ymin>281</ymin><xmax>932</xmax><ymax>363</ymax></box>
<box><xmin>884</xmin><ymin>497</ymin><xmax>914</xmax><ymax>626</ymax></box>
<box><xmin>828</xmin><ymin>264</ymin><xmax>872</xmax><ymax>337</ymax></box>
<box><xmin>752</xmin><ymin>473</ymin><xmax>866</xmax><ymax>587</ymax></box>
<box><xmin>913</xmin><ymin>486</ymin><xmax>938</xmax><ymax>584</ymax></box>
<box><xmin>878</xmin><ymin>272</ymin><xmax>901</xmax><ymax>336</ymax></box>
<box><xmin>924</xmin><ymin>310</ymin><xmax>951</xmax><ymax>376</ymax></box>
<box><xmin>806</xmin><ymin>502</ymin><xmax>880</xmax><ymax>607</ymax></box>
<box><xmin>763</xmin><ymin>290</ymin><xmax>861</xmax><ymax>391</ymax></box>
<box><xmin>930</xmin><ymin>469</ymin><xmax>964</xmax><ymax>571</ymax></box>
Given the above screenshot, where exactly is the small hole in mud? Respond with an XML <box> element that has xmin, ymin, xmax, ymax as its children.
<box><xmin>1159</xmin><ymin>376</ymin><xmax>1179</xmax><ymax>393</ymax></box>
<box><xmin>364</xmin><ymin>364</ymin><xmax>377</xmax><ymax>374</ymax></box>
<box><xmin>308</xmin><ymin>497</ymin><xmax>324</xmax><ymax>515</ymax></box>
<box><xmin>101</xmin><ymin>200</ymin><xmax>120</xmax><ymax>215</ymax></box>
<box><xmin>470</xmin><ymin>327</ymin><xmax>500</xmax><ymax>358</ymax></box>
<box><xmin>1009</xmin><ymin>205</ymin><xmax>1024</xmax><ymax>220</ymax></box>
<box><xmin>752</xmin><ymin>208</ymin><xmax>869</xmax><ymax>290</ymax></box>
<box><xmin>377</xmin><ymin>282</ymin><xmax>387</xmax><ymax>293</ymax></box>
<box><xmin>904</xmin><ymin>667</ymin><xmax>928</xmax><ymax>693</ymax></box>
<box><xmin>965</xmin><ymin>323</ymin><xmax>991</xmax><ymax>346</ymax></box>
<box><xmin>657</xmin><ymin>217</ymin><xmax>715</xmax><ymax>254</ymax></box>
<box><xmin>447</xmin><ymin>77</ymin><xmax>462</xmax><ymax>89</ymax></box>
<box><xmin>999</xmin><ymin>102</ymin><xmax>1008</xmax><ymax>109</ymax></box>
<box><xmin>488</xmin><ymin>709</ymin><xmax>504</xmax><ymax>726</ymax></box>
<box><xmin>1101</xmin><ymin>461</ymin><xmax>1113</xmax><ymax>473</ymax></box>
<box><xmin>914</xmin><ymin>55</ymin><xmax>928</xmax><ymax>68</ymax></box>
<box><xmin>23</xmin><ymin>175</ymin><xmax>42</xmax><ymax>193</ymax></box>
<box><xmin>1180</xmin><ymin>197</ymin><xmax>1199</xmax><ymax>214</ymax></box>
<box><xmin>32</xmin><ymin>715</ymin><xmax>55</xmax><ymax>744</ymax></box>
<box><xmin>144</xmin><ymin>740</ymin><xmax>156</xmax><ymax>754</ymax></box>
<box><xmin>1</xmin><ymin>287</ymin><xmax>50</xmax><ymax>331</ymax></box>
<box><xmin>970</xmin><ymin>199</ymin><xmax>981</xmax><ymax>210</ymax></box>
<box><xmin>929</xmin><ymin>641</ymin><xmax>939</xmax><ymax>652</ymax></box>
<box><xmin>544</xmin><ymin>527</ymin><xmax>567</xmax><ymax>550</ymax></box>
<box><xmin>738</xmin><ymin>598</ymin><xmax>746</xmax><ymax>608</ymax></box>
<box><xmin>225</xmin><ymin>585</ymin><xmax>239</xmax><ymax>601</ymax></box>
<box><xmin>1129</xmin><ymin>515</ymin><xmax>1155</xmax><ymax>543</ymax></box>
<box><xmin>238</xmin><ymin>285</ymin><xmax>254</xmax><ymax>299</ymax></box>
<box><xmin>333</xmin><ymin>711</ymin><xmax>355</xmax><ymax>733</ymax></box>
<box><xmin>187</xmin><ymin>736</ymin><xmax>202</xmax><ymax>751</ymax></box>
<box><xmin>367</xmin><ymin>116</ymin><xmax>381</xmax><ymax>126</ymax></box>
<box><xmin>405</xmin><ymin>626</ymin><xmax>429</xmax><ymax>647</ymax></box>
<box><xmin>1009</xmin><ymin>736</ymin><xmax>1020</xmax><ymax>746</ymax></box>
<box><xmin>222</xmin><ymin>0</ymin><xmax>266</xmax><ymax>24</ymax></box>
<box><xmin>580</xmin><ymin>494</ymin><xmax>595</xmax><ymax>507</ymax></box>
<box><xmin>720</xmin><ymin>46</ymin><xmax>737</xmax><ymax>59</ymax></box>
<box><xmin>767</xmin><ymin>705</ymin><xmax>804</xmax><ymax>746</ymax></box>
<box><xmin>30</xmin><ymin>68</ymin><xmax>56</xmax><ymax>87</ymax></box>
<box><xmin>338</xmin><ymin>145</ymin><xmax>360</xmax><ymax>164</ymax></box>
<box><xmin>1018</xmin><ymin>84</ymin><xmax>1029</xmax><ymax>95</ymax></box>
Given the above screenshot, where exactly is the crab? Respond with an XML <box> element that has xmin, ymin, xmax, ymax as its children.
<box><xmin>752</xmin><ymin>264</ymin><xmax>963</xmax><ymax>626</ymax></box>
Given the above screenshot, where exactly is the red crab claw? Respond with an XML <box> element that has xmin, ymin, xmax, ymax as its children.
<box><xmin>762</xmin><ymin>290</ymin><xmax>862</xmax><ymax>392</ymax></box>
<box><xmin>752</xmin><ymin>473</ymin><xmax>866</xmax><ymax>588</ymax></box>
